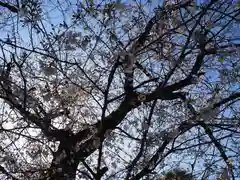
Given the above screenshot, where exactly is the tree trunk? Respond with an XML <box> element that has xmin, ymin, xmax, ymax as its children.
<box><xmin>41</xmin><ymin>140</ymin><xmax>80</xmax><ymax>180</ymax></box>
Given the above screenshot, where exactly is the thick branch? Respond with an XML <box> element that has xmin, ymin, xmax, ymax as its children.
<box><xmin>0</xmin><ymin>1</ymin><xmax>18</xmax><ymax>13</ymax></box>
<box><xmin>214</xmin><ymin>92</ymin><xmax>240</xmax><ymax>108</ymax></box>
<box><xmin>0</xmin><ymin>93</ymin><xmax>71</xmax><ymax>141</ymax></box>
<box><xmin>165</xmin><ymin>51</ymin><xmax>205</xmax><ymax>93</ymax></box>
<box><xmin>73</xmin><ymin>87</ymin><xmax>191</xmax><ymax>162</ymax></box>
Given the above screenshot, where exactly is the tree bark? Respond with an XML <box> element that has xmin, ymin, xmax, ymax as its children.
<box><xmin>41</xmin><ymin>140</ymin><xmax>80</xmax><ymax>180</ymax></box>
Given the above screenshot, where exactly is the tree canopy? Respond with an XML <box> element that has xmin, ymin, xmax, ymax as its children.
<box><xmin>0</xmin><ymin>0</ymin><xmax>239</xmax><ymax>179</ymax></box>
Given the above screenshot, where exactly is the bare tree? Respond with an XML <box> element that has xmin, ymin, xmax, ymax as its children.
<box><xmin>0</xmin><ymin>0</ymin><xmax>239</xmax><ymax>179</ymax></box>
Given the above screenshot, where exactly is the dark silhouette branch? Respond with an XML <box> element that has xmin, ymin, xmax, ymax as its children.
<box><xmin>131</xmin><ymin>121</ymin><xmax>196</xmax><ymax>180</ymax></box>
<box><xmin>214</xmin><ymin>92</ymin><xmax>240</xmax><ymax>108</ymax></box>
<box><xmin>125</xmin><ymin>100</ymin><xmax>157</xmax><ymax>179</ymax></box>
<box><xmin>0</xmin><ymin>1</ymin><xmax>18</xmax><ymax>13</ymax></box>
<box><xmin>179</xmin><ymin>92</ymin><xmax>239</xmax><ymax>180</ymax></box>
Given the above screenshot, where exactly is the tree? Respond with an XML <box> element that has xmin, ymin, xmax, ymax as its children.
<box><xmin>0</xmin><ymin>0</ymin><xmax>239</xmax><ymax>179</ymax></box>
